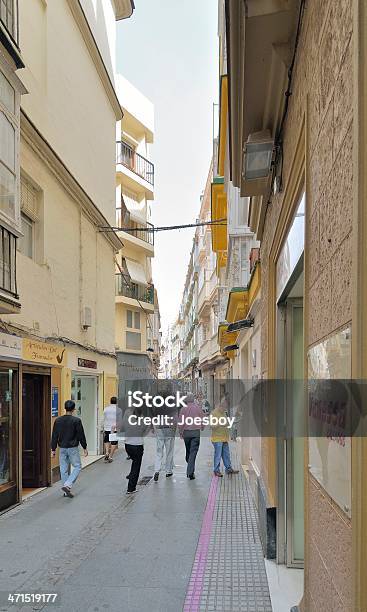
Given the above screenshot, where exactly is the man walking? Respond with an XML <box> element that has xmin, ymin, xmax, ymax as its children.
<box><xmin>178</xmin><ymin>393</ymin><xmax>205</xmax><ymax>480</ymax></box>
<box><xmin>51</xmin><ymin>400</ymin><xmax>88</xmax><ymax>498</ymax></box>
<box><xmin>153</xmin><ymin>400</ymin><xmax>177</xmax><ymax>481</ymax></box>
<box><xmin>103</xmin><ymin>396</ymin><xmax>122</xmax><ymax>463</ymax></box>
<box><xmin>211</xmin><ymin>398</ymin><xmax>239</xmax><ymax>477</ymax></box>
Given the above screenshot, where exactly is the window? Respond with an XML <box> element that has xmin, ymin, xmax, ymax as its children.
<box><xmin>127</xmin><ymin>309</ymin><xmax>140</xmax><ymax>330</ymax></box>
<box><xmin>0</xmin><ymin>226</ymin><xmax>17</xmax><ymax>294</ymax></box>
<box><xmin>0</xmin><ymin>0</ymin><xmax>16</xmax><ymax>41</ymax></box>
<box><xmin>0</xmin><ymin>72</ymin><xmax>14</xmax><ymax>114</ymax></box>
<box><xmin>17</xmin><ymin>213</ymin><xmax>33</xmax><ymax>259</ymax></box>
<box><xmin>0</xmin><ymin>71</ymin><xmax>18</xmax><ymax>223</ymax></box>
<box><xmin>126</xmin><ymin>331</ymin><xmax>141</xmax><ymax>351</ymax></box>
<box><xmin>0</xmin><ymin>112</ymin><xmax>15</xmax><ymax>220</ymax></box>
<box><xmin>238</xmin><ymin>199</ymin><xmax>248</xmax><ymax>226</ymax></box>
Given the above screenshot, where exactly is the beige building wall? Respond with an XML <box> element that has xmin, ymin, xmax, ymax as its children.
<box><xmin>258</xmin><ymin>0</ymin><xmax>353</xmax><ymax>608</ymax></box>
<box><xmin>10</xmin><ymin>139</ymin><xmax>116</xmax><ymax>354</ymax></box>
<box><xmin>18</xmin><ymin>0</ymin><xmax>118</xmax><ymax>225</ymax></box>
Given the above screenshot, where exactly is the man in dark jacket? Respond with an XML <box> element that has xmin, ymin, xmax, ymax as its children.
<box><xmin>51</xmin><ymin>400</ymin><xmax>88</xmax><ymax>498</ymax></box>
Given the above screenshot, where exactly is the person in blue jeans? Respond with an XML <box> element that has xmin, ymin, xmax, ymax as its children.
<box><xmin>51</xmin><ymin>400</ymin><xmax>88</xmax><ymax>498</ymax></box>
<box><xmin>211</xmin><ymin>400</ymin><xmax>239</xmax><ymax>477</ymax></box>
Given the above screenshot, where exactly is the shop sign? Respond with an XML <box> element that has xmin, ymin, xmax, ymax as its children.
<box><xmin>78</xmin><ymin>358</ymin><xmax>97</xmax><ymax>369</ymax></box>
<box><xmin>51</xmin><ymin>386</ymin><xmax>59</xmax><ymax>417</ymax></box>
<box><xmin>308</xmin><ymin>327</ymin><xmax>351</xmax><ymax>517</ymax></box>
<box><xmin>0</xmin><ymin>332</ymin><xmax>22</xmax><ymax>359</ymax></box>
<box><xmin>22</xmin><ymin>339</ymin><xmax>66</xmax><ymax>366</ymax></box>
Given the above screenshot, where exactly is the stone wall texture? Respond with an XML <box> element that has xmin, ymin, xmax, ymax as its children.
<box><xmin>259</xmin><ymin>0</ymin><xmax>353</xmax><ymax>609</ymax></box>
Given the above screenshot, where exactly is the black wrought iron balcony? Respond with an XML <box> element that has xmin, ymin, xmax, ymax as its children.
<box><xmin>116</xmin><ymin>141</ymin><xmax>154</xmax><ymax>186</ymax></box>
<box><xmin>0</xmin><ymin>227</ymin><xmax>18</xmax><ymax>298</ymax></box>
<box><xmin>116</xmin><ymin>207</ymin><xmax>154</xmax><ymax>245</ymax></box>
<box><xmin>115</xmin><ymin>274</ymin><xmax>154</xmax><ymax>304</ymax></box>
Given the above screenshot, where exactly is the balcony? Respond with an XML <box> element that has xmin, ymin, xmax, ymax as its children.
<box><xmin>116</xmin><ymin>205</ymin><xmax>154</xmax><ymax>251</ymax></box>
<box><xmin>115</xmin><ymin>274</ymin><xmax>154</xmax><ymax>306</ymax></box>
<box><xmin>116</xmin><ymin>141</ymin><xmax>154</xmax><ymax>186</ymax></box>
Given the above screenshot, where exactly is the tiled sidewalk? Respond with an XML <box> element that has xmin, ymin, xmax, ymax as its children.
<box><xmin>185</xmin><ymin>452</ymin><xmax>272</xmax><ymax>612</ymax></box>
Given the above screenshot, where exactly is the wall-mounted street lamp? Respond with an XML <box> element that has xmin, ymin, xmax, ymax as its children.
<box><xmin>242</xmin><ymin>130</ymin><xmax>274</xmax><ymax>196</ymax></box>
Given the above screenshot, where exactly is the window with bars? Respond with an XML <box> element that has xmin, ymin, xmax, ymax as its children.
<box><xmin>0</xmin><ymin>0</ymin><xmax>16</xmax><ymax>41</ymax></box>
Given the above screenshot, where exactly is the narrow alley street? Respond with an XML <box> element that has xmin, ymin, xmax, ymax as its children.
<box><xmin>0</xmin><ymin>438</ymin><xmax>281</xmax><ymax>612</ymax></box>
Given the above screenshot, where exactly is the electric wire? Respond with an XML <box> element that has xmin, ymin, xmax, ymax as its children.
<box><xmin>99</xmin><ymin>218</ymin><xmax>227</xmax><ymax>234</ymax></box>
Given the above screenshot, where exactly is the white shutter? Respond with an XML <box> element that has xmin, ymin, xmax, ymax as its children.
<box><xmin>21</xmin><ymin>178</ymin><xmax>39</xmax><ymax>221</ymax></box>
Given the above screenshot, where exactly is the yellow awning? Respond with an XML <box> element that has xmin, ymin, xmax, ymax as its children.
<box><xmin>211</xmin><ymin>178</ymin><xmax>227</xmax><ymax>253</ymax></box>
<box><xmin>248</xmin><ymin>262</ymin><xmax>261</xmax><ymax>310</ymax></box>
<box><xmin>218</xmin><ymin>75</ymin><xmax>228</xmax><ymax>177</ymax></box>
<box><xmin>225</xmin><ymin>288</ymin><xmax>249</xmax><ymax>324</ymax></box>
<box><xmin>217</xmin><ymin>323</ymin><xmax>239</xmax><ymax>355</ymax></box>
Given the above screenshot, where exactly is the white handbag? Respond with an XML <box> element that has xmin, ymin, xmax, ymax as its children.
<box><xmin>109</xmin><ymin>432</ymin><xmax>118</xmax><ymax>442</ymax></box>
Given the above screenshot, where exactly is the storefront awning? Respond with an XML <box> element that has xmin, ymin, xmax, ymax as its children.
<box><xmin>225</xmin><ymin>287</ymin><xmax>249</xmax><ymax>324</ymax></box>
<box><xmin>217</xmin><ymin>323</ymin><xmax>239</xmax><ymax>359</ymax></box>
<box><xmin>125</xmin><ymin>258</ymin><xmax>147</xmax><ymax>285</ymax></box>
<box><xmin>218</xmin><ymin>75</ymin><xmax>228</xmax><ymax>177</ymax></box>
<box><xmin>211</xmin><ymin>178</ymin><xmax>228</xmax><ymax>253</ymax></box>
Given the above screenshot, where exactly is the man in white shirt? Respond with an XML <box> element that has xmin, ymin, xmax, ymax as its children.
<box><xmin>103</xmin><ymin>397</ymin><xmax>122</xmax><ymax>463</ymax></box>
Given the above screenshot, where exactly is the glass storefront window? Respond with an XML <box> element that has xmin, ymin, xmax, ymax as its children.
<box><xmin>0</xmin><ymin>368</ymin><xmax>14</xmax><ymax>487</ymax></box>
<box><xmin>276</xmin><ymin>191</ymin><xmax>305</xmax><ymax>300</ymax></box>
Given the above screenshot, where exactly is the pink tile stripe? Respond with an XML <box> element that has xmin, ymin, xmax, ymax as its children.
<box><xmin>183</xmin><ymin>476</ymin><xmax>219</xmax><ymax>612</ymax></box>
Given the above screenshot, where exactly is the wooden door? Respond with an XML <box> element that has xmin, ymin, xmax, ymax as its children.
<box><xmin>22</xmin><ymin>374</ymin><xmax>45</xmax><ymax>488</ymax></box>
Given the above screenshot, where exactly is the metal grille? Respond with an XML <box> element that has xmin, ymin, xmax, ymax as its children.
<box><xmin>116</xmin><ymin>141</ymin><xmax>154</xmax><ymax>186</ymax></box>
<box><xmin>115</xmin><ymin>273</ymin><xmax>154</xmax><ymax>304</ymax></box>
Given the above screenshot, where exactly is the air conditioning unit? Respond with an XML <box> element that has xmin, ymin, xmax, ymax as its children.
<box><xmin>81</xmin><ymin>306</ymin><xmax>92</xmax><ymax>330</ymax></box>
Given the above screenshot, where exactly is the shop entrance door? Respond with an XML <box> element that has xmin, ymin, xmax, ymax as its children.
<box><xmin>22</xmin><ymin>374</ymin><xmax>49</xmax><ymax>489</ymax></box>
<box><xmin>71</xmin><ymin>376</ymin><xmax>98</xmax><ymax>455</ymax></box>
<box><xmin>284</xmin><ymin>299</ymin><xmax>304</xmax><ymax>568</ymax></box>
<box><xmin>276</xmin><ymin>286</ymin><xmax>305</xmax><ymax>569</ymax></box>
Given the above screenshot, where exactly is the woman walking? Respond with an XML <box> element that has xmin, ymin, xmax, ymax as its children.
<box><xmin>121</xmin><ymin>406</ymin><xmax>150</xmax><ymax>494</ymax></box>
<box><xmin>178</xmin><ymin>393</ymin><xmax>205</xmax><ymax>480</ymax></box>
<box><xmin>211</xmin><ymin>399</ymin><xmax>239</xmax><ymax>477</ymax></box>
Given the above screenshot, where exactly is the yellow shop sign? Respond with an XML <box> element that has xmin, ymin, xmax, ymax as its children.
<box><xmin>22</xmin><ymin>339</ymin><xmax>66</xmax><ymax>366</ymax></box>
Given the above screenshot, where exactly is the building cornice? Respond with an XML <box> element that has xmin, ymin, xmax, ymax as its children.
<box><xmin>21</xmin><ymin>111</ymin><xmax>123</xmax><ymax>252</ymax></box>
<box><xmin>66</xmin><ymin>0</ymin><xmax>123</xmax><ymax>120</ymax></box>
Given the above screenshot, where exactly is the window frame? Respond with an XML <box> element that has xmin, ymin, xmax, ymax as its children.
<box><xmin>0</xmin><ymin>0</ymin><xmax>18</xmax><ymax>45</ymax></box>
<box><xmin>0</xmin><ymin>64</ymin><xmax>21</xmax><ymax>234</ymax></box>
<box><xmin>17</xmin><ymin>212</ymin><xmax>34</xmax><ymax>259</ymax></box>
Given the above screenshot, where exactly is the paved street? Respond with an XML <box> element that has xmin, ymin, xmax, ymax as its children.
<box><xmin>0</xmin><ymin>437</ymin><xmax>271</xmax><ymax>612</ymax></box>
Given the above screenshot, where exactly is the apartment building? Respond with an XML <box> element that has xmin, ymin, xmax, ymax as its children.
<box><xmin>114</xmin><ymin>75</ymin><xmax>159</xmax><ymax>393</ymax></box>
<box><xmin>177</xmin><ymin>242</ymin><xmax>199</xmax><ymax>383</ymax></box>
<box><xmin>219</xmin><ymin>0</ymin><xmax>367</xmax><ymax>609</ymax></box>
<box><xmin>0</xmin><ymin>0</ymin><xmax>135</xmax><ymax>513</ymax></box>
<box><xmin>196</xmin><ymin>166</ymin><xmax>227</xmax><ymax>407</ymax></box>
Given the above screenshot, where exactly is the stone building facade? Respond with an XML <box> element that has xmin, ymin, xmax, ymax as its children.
<box><xmin>222</xmin><ymin>0</ymin><xmax>364</xmax><ymax>609</ymax></box>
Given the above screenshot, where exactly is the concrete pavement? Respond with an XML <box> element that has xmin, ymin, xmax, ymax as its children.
<box><xmin>0</xmin><ymin>435</ymin><xmax>272</xmax><ymax>612</ymax></box>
